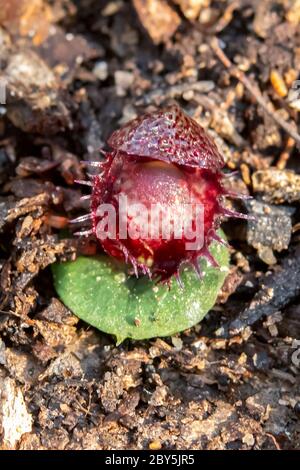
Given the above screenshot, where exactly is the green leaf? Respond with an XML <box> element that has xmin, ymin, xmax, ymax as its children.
<box><xmin>52</xmin><ymin>239</ymin><xmax>229</xmax><ymax>343</ymax></box>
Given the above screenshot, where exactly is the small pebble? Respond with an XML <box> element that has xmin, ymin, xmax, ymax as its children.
<box><xmin>171</xmin><ymin>336</ymin><xmax>183</xmax><ymax>350</ymax></box>
<box><xmin>149</xmin><ymin>440</ymin><xmax>162</xmax><ymax>450</ymax></box>
<box><xmin>115</xmin><ymin>70</ymin><xmax>134</xmax><ymax>96</ymax></box>
<box><xmin>93</xmin><ymin>61</ymin><xmax>109</xmax><ymax>81</ymax></box>
<box><xmin>242</xmin><ymin>433</ymin><xmax>255</xmax><ymax>446</ymax></box>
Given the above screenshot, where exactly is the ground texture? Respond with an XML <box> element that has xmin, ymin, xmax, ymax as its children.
<box><xmin>0</xmin><ymin>0</ymin><xmax>300</xmax><ymax>450</ymax></box>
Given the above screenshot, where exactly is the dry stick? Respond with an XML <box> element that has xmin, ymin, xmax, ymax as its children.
<box><xmin>277</xmin><ymin>136</ymin><xmax>295</xmax><ymax>170</ymax></box>
<box><xmin>266</xmin><ymin>433</ymin><xmax>281</xmax><ymax>451</ymax></box>
<box><xmin>210</xmin><ymin>37</ymin><xmax>300</xmax><ymax>147</ymax></box>
<box><xmin>190</xmin><ymin>1</ymin><xmax>240</xmax><ymax>35</ymax></box>
<box><xmin>214</xmin><ymin>0</ymin><xmax>240</xmax><ymax>33</ymax></box>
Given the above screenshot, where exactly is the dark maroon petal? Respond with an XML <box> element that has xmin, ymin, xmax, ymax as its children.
<box><xmin>77</xmin><ymin>105</ymin><xmax>244</xmax><ymax>283</ymax></box>
<box><xmin>108</xmin><ymin>105</ymin><xmax>225</xmax><ymax>170</ymax></box>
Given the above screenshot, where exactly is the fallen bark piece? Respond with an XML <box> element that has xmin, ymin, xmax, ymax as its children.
<box><xmin>37</xmin><ymin>298</ymin><xmax>78</xmax><ymax>326</ymax></box>
<box><xmin>133</xmin><ymin>0</ymin><xmax>181</xmax><ymax>44</ymax></box>
<box><xmin>14</xmin><ymin>237</ymin><xmax>75</xmax><ymax>291</ymax></box>
<box><xmin>6</xmin><ymin>193</ymin><xmax>49</xmax><ymax>224</ymax></box>
<box><xmin>246</xmin><ymin>200</ymin><xmax>294</xmax><ymax>264</ymax></box>
<box><xmin>216</xmin><ymin>249</ymin><xmax>300</xmax><ymax>337</ymax></box>
<box><xmin>0</xmin><ymin>193</ymin><xmax>49</xmax><ymax>234</ymax></box>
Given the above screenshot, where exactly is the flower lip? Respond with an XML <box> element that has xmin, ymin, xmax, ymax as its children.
<box><xmin>108</xmin><ymin>104</ymin><xmax>225</xmax><ymax>170</ymax></box>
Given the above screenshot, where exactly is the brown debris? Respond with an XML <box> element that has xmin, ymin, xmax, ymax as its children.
<box><xmin>132</xmin><ymin>0</ymin><xmax>181</xmax><ymax>44</ymax></box>
<box><xmin>252</xmin><ymin>169</ymin><xmax>300</xmax><ymax>204</ymax></box>
<box><xmin>0</xmin><ymin>376</ymin><xmax>32</xmax><ymax>449</ymax></box>
<box><xmin>34</xmin><ymin>320</ymin><xmax>77</xmax><ymax>349</ymax></box>
<box><xmin>3</xmin><ymin>50</ymin><xmax>72</xmax><ymax>134</ymax></box>
<box><xmin>173</xmin><ymin>0</ymin><xmax>206</xmax><ymax>20</ymax></box>
<box><xmin>217</xmin><ymin>266</ymin><xmax>244</xmax><ymax>304</ymax></box>
<box><xmin>211</xmin><ymin>36</ymin><xmax>300</xmax><ymax>147</ymax></box>
<box><xmin>38</xmin><ymin>27</ymin><xmax>103</xmax><ymax>84</ymax></box>
<box><xmin>15</xmin><ymin>157</ymin><xmax>59</xmax><ymax>177</ymax></box>
<box><xmin>246</xmin><ymin>200</ymin><xmax>294</xmax><ymax>264</ymax></box>
<box><xmin>0</xmin><ymin>0</ymin><xmax>53</xmax><ymax>45</ymax></box>
<box><xmin>270</xmin><ymin>70</ymin><xmax>288</xmax><ymax>98</ymax></box>
<box><xmin>217</xmin><ymin>249</ymin><xmax>300</xmax><ymax>338</ymax></box>
<box><xmin>0</xmin><ymin>0</ymin><xmax>300</xmax><ymax>451</ymax></box>
<box><xmin>253</xmin><ymin>1</ymin><xmax>280</xmax><ymax>39</ymax></box>
<box><xmin>13</xmin><ymin>237</ymin><xmax>74</xmax><ymax>290</ymax></box>
<box><xmin>4</xmin><ymin>193</ymin><xmax>49</xmax><ymax>227</ymax></box>
<box><xmin>286</xmin><ymin>0</ymin><xmax>300</xmax><ymax>25</ymax></box>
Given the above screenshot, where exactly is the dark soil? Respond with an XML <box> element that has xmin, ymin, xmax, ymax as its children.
<box><xmin>0</xmin><ymin>0</ymin><xmax>300</xmax><ymax>450</ymax></box>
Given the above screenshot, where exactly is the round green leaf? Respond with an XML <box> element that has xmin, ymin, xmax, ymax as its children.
<box><xmin>52</xmin><ymin>240</ymin><xmax>229</xmax><ymax>343</ymax></box>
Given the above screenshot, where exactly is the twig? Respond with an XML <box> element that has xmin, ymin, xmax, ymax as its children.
<box><xmin>214</xmin><ymin>0</ymin><xmax>240</xmax><ymax>34</ymax></box>
<box><xmin>190</xmin><ymin>1</ymin><xmax>240</xmax><ymax>35</ymax></box>
<box><xmin>210</xmin><ymin>37</ymin><xmax>300</xmax><ymax>147</ymax></box>
<box><xmin>266</xmin><ymin>433</ymin><xmax>282</xmax><ymax>451</ymax></box>
<box><xmin>277</xmin><ymin>136</ymin><xmax>295</xmax><ymax>169</ymax></box>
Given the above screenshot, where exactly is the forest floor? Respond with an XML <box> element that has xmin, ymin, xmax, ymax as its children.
<box><xmin>0</xmin><ymin>0</ymin><xmax>300</xmax><ymax>450</ymax></box>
